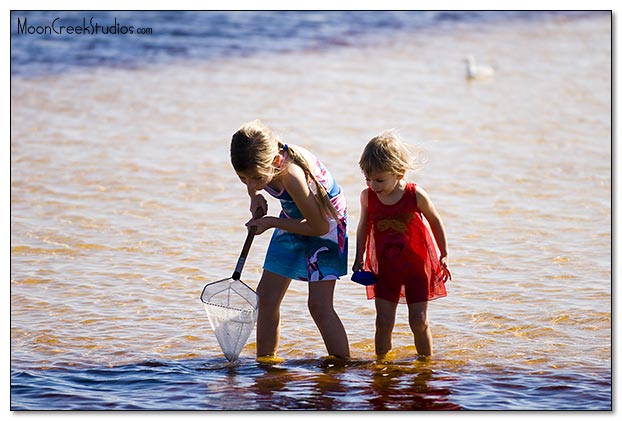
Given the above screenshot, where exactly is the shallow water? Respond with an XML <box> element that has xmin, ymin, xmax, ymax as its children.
<box><xmin>10</xmin><ymin>11</ymin><xmax>611</xmax><ymax>410</ymax></box>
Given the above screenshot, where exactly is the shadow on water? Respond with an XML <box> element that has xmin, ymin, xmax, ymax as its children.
<box><xmin>11</xmin><ymin>356</ymin><xmax>463</xmax><ymax>410</ymax></box>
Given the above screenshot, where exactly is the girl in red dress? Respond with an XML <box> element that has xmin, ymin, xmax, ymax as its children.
<box><xmin>352</xmin><ymin>130</ymin><xmax>452</xmax><ymax>358</ymax></box>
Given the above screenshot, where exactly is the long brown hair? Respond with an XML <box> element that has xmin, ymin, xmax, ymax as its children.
<box><xmin>231</xmin><ymin>120</ymin><xmax>339</xmax><ymax>221</ymax></box>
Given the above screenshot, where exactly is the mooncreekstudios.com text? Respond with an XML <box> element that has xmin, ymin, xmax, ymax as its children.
<box><xmin>15</xmin><ymin>17</ymin><xmax>153</xmax><ymax>35</ymax></box>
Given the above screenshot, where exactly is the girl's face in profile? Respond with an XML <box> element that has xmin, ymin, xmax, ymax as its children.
<box><xmin>236</xmin><ymin>153</ymin><xmax>283</xmax><ymax>191</ymax></box>
<box><xmin>236</xmin><ymin>168</ymin><xmax>272</xmax><ymax>191</ymax></box>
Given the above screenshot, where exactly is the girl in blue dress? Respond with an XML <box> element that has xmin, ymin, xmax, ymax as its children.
<box><xmin>230</xmin><ymin>120</ymin><xmax>350</xmax><ymax>359</ymax></box>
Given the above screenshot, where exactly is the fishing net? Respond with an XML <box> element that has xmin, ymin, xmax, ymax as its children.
<box><xmin>200</xmin><ymin>278</ymin><xmax>258</xmax><ymax>362</ymax></box>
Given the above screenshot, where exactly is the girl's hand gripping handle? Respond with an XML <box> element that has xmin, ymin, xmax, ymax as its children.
<box><xmin>232</xmin><ymin>207</ymin><xmax>266</xmax><ymax>280</ymax></box>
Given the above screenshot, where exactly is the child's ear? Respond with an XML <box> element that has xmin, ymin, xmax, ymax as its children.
<box><xmin>397</xmin><ymin>171</ymin><xmax>405</xmax><ymax>180</ymax></box>
<box><xmin>272</xmin><ymin>154</ymin><xmax>282</xmax><ymax>167</ymax></box>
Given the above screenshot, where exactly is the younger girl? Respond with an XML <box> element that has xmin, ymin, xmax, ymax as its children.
<box><xmin>230</xmin><ymin>120</ymin><xmax>350</xmax><ymax>359</ymax></box>
<box><xmin>352</xmin><ymin>130</ymin><xmax>452</xmax><ymax>358</ymax></box>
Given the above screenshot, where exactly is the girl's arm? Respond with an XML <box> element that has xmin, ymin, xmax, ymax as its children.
<box><xmin>416</xmin><ymin>187</ymin><xmax>452</xmax><ymax>280</ymax></box>
<box><xmin>247</xmin><ymin>163</ymin><xmax>330</xmax><ymax>237</ymax></box>
<box><xmin>352</xmin><ymin>189</ymin><xmax>369</xmax><ymax>272</ymax></box>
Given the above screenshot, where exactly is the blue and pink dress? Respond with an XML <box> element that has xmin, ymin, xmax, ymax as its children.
<box><xmin>263</xmin><ymin>151</ymin><xmax>348</xmax><ymax>282</ymax></box>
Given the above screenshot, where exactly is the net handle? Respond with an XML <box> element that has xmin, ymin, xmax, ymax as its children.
<box><xmin>232</xmin><ymin>207</ymin><xmax>266</xmax><ymax>280</ymax></box>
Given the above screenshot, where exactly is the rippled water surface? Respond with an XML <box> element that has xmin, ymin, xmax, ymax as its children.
<box><xmin>10</xmin><ymin>11</ymin><xmax>611</xmax><ymax>410</ymax></box>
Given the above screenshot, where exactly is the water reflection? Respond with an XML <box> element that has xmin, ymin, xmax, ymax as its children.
<box><xmin>251</xmin><ymin>357</ymin><xmax>349</xmax><ymax>410</ymax></box>
<box><xmin>369</xmin><ymin>360</ymin><xmax>462</xmax><ymax>410</ymax></box>
<box><xmin>248</xmin><ymin>356</ymin><xmax>462</xmax><ymax>410</ymax></box>
<box><xmin>251</xmin><ymin>362</ymin><xmax>301</xmax><ymax>409</ymax></box>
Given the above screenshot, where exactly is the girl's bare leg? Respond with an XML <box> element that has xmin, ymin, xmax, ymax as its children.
<box><xmin>374</xmin><ymin>298</ymin><xmax>398</xmax><ymax>356</ymax></box>
<box><xmin>256</xmin><ymin>270</ymin><xmax>291</xmax><ymax>357</ymax></box>
<box><xmin>408</xmin><ymin>301</ymin><xmax>432</xmax><ymax>356</ymax></box>
<box><xmin>308</xmin><ymin>280</ymin><xmax>350</xmax><ymax>359</ymax></box>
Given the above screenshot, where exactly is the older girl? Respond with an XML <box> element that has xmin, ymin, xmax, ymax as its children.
<box><xmin>230</xmin><ymin>120</ymin><xmax>350</xmax><ymax>359</ymax></box>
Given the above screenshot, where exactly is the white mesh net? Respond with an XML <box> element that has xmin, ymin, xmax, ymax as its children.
<box><xmin>201</xmin><ymin>279</ymin><xmax>258</xmax><ymax>362</ymax></box>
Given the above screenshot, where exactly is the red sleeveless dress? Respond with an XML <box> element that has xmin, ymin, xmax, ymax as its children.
<box><xmin>364</xmin><ymin>183</ymin><xmax>447</xmax><ymax>304</ymax></box>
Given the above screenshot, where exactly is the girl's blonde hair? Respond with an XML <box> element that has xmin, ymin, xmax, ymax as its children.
<box><xmin>359</xmin><ymin>129</ymin><xmax>419</xmax><ymax>176</ymax></box>
<box><xmin>230</xmin><ymin>119</ymin><xmax>339</xmax><ymax>221</ymax></box>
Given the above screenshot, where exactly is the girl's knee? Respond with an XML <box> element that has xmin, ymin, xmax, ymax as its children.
<box><xmin>409</xmin><ymin>312</ymin><xmax>429</xmax><ymax>332</ymax></box>
<box><xmin>256</xmin><ymin>272</ymin><xmax>290</xmax><ymax>309</ymax></box>
<box><xmin>375</xmin><ymin>311</ymin><xmax>394</xmax><ymax>328</ymax></box>
<box><xmin>307</xmin><ymin>299</ymin><xmax>333</xmax><ymax>319</ymax></box>
<box><xmin>307</xmin><ymin>280</ymin><xmax>337</xmax><ymax>318</ymax></box>
<box><xmin>256</xmin><ymin>284</ymin><xmax>274</xmax><ymax>307</ymax></box>
<box><xmin>407</xmin><ymin>302</ymin><xmax>429</xmax><ymax>330</ymax></box>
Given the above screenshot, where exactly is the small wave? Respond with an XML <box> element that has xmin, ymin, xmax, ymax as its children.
<box><xmin>11</xmin><ymin>245</ymin><xmax>78</xmax><ymax>255</ymax></box>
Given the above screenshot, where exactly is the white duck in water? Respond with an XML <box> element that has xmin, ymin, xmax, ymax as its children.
<box><xmin>463</xmin><ymin>55</ymin><xmax>495</xmax><ymax>80</ymax></box>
